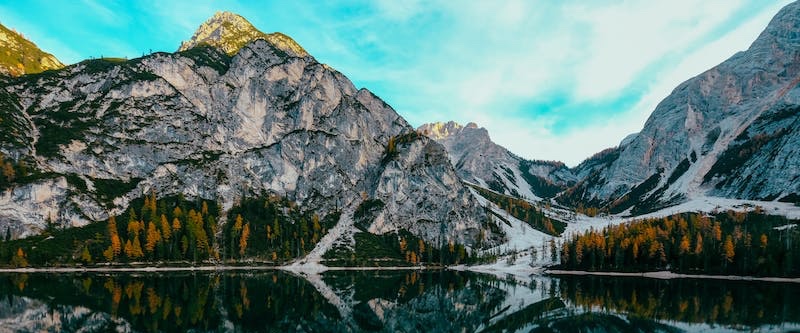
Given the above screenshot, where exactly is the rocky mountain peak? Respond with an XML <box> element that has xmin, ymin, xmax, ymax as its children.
<box><xmin>418</xmin><ymin>120</ymin><xmax>576</xmax><ymax>199</ymax></box>
<box><xmin>178</xmin><ymin>11</ymin><xmax>308</xmax><ymax>57</ymax></box>
<box><xmin>0</xmin><ymin>23</ymin><xmax>63</xmax><ymax>76</ymax></box>
<box><xmin>750</xmin><ymin>0</ymin><xmax>800</xmax><ymax>50</ymax></box>
<box><xmin>417</xmin><ymin>121</ymin><xmax>465</xmax><ymax>139</ymax></box>
<box><xmin>418</xmin><ymin>121</ymin><xmax>492</xmax><ymax>141</ymax></box>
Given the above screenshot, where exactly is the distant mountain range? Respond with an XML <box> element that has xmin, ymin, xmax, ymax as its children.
<box><xmin>417</xmin><ymin>121</ymin><xmax>575</xmax><ymax>200</ymax></box>
<box><xmin>425</xmin><ymin>1</ymin><xmax>800</xmax><ymax>216</ymax></box>
<box><xmin>1</xmin><ymin>1</ymin><xmax>799</xmax><ymax>263</ymax></box>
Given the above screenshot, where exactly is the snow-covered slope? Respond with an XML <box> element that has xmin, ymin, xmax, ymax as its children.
<box><xmin>418</xmin><ymin>121</ymin><xmax>576</xmax><ymax>200</ymax></box>
<box><xmin>558</xmin><ymin>1</ymin><xmax>800</xmax><ymax>214</ymax></box>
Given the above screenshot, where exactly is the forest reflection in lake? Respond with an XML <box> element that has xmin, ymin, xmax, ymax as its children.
<box><xmin>0</xmin><ymin>270</ymin><xmax>798</xmax><ymax>332</ymax></box>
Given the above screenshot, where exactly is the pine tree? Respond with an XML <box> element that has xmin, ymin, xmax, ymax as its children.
<box><xmin>2</xmin><ymin>162</ymin><xmax>15</xmax><ymax>183</ymax></box>
<box><xmin>124</xmin><ymin>239</ymin><xmax>134</xmax><ymax>258</ymax></box>
<box><xmin>160</xmin><ymin>215</ymin><xmax>171</xmax><ymax>241</ymax></box>
<box><xmin>694</xmin><ymin>233</ymin><xmax>704</xmax><ymax>255</ymax></box>
<box><xmin>106</xmin><ymin>215</ymin><xmax>122</xmax><ymax>261</ymax></box>
<box><xmin>239</xmin><ymin>223</ymin><xmax>250</xmax><ymax>257</ymax></box>
<box><xmin>172</xmin><ymin>217</ymin><xmax>182</xmax><ymax>232</ymax></box>
<box><xmin>131</xmin><ymin>236</ymin><xmax>144</xmax><ymax>259</ymax></box>
<box><xmin>723</xmin><ymin>235</ymin><xmax>735</xmax><ymax>264</ymax></box>
<box><xmin>232</xmin><ymin>214</ymin><xmax>244</xmax><ymax>257</ymax></box>
<box><xmin>81</xmin><ymin>246</ymin><xmax>92</xmax><ymax>263</ymax></box>
<box><xmin>679</xmin><ymin>235</ymin><xmax>690</xmax><ymax>255</ymax></box>
<box><xmin>145</xmin><ymin>222</ymin><xmax>162</xmax><ymax>255</ymax></box>
<box><xmin>272</xmin><ymin>217</ymin><xmax>281</xmax><ymax>244</ymax></box>
<box><xmin>11</xmin><ymin>248</ymin><xmax>27</xmax><ymax>267</ymax></box>
<box><xmin>311</xmin><ymin>214</ymin><xmax>321</xmax><ymax>243</ymax></box>
<box><xmin>103</xmin><ymin>245</ymin><xmax>115</xmax><ymax>262</ymax></box>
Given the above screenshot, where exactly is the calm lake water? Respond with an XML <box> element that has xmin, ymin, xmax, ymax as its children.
<box><xmin>0</xmin><ymin>270</ymin><xmax>798</xmax><ymax>332</ymax></box>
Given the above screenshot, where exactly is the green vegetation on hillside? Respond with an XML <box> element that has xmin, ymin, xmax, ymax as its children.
<box><xmin>518</xmin><ymin>160</ymin><xmax>569</xmax><ymax>198</ymax></box>
<box><xmin>470</xmin><ymin>184</ymin><xmax>566</xmax><ymax>236</ymax></box>
<box><xmin>0</xmin><ymin>193</ymin><xmax>219</xmax><ymax>267</ymax></box>
<box><xmin>0</xmin><ymin>23</ymin><xmax>64</xmax><ymax>76</ymax></box>
<box><xmin>323</xmin><ymin>230</ymin><xmax>484</xmax><ymax>267</ymax></box>
<box><xmin>223</xmin><ymin>195</ymin><xmax>338</xmax><ymax>262</ymax></box>
<box><xmin>558</xmin><ymin>210</ymin><xmax>800</xmax><ymax>276</ymax></box>
<box><xmin>0</xmin><ymin>189</ymin><xmax>487</xmax><ymax>267</ymax></box>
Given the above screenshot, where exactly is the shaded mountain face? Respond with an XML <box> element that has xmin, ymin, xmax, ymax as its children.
<box><xmin>0</xmin><ymin>13</ymin><xmax>491</xmax><ymax>246</ymax></box>
<box><xmin>0</xmin><ymin>23</ymin><xmax>63</xmax><ymax>77</ymax></box>
<box><xmin>418</xmin><ymin>121</ymin><xmax>575</xmax><ymax>199</ymax></box>
<box><xmin>558</xmin><ymin>1</ymin><xmax>800</xmax><ymax>214</ymax></box>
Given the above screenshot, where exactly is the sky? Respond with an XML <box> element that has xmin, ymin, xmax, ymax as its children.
<box><xmin>0</xmin><ymin>0</ymin><xmax>793</xmax><ymax>166</ymax></box>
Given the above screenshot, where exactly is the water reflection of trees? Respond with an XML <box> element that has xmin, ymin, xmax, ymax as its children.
<box><xmin>323</xmin><ymin>270</ymin><xmax>524</xmax><ymax>332</ymax></box>
<box><xmin>0</xmin><ymin>271</ymin><xmax>524</xmax><ymax>332</ymax></box>
<box><xmin>0</xmin><ymin>272</ymin><xmax>342</xmax><ymax>332</ymax></box>
<box><xmin>558</xmin><ymin>275</ymin><xmax>800</xmax><ymax>328</ymax></box>
<box><xmin>4</xmin><ymin>272</ymin><xmax>793</xmax><ymax>332</ymax></box>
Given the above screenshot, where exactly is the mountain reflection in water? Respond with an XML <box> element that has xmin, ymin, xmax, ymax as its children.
<box><xmin>0</xmin><ymin>270</ymin><xmax>798</xmax><ymax>332</ymax></box>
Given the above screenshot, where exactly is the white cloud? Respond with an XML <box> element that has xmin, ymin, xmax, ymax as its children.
<box><xmin>474</xmin><ymin>1</ymin><xmax>793</xmax><ymax>166</ymax></box>
<box><xmin>569</xmin><ymin>0</ymin><xmax>745</xmax><ymax>100</ymax></box>
<box><xmin>482</xmin><ymin>112</ymin><xmax>644</xmax><ymax>167</ymax></box>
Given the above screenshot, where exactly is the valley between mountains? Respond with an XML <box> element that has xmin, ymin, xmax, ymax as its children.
<box><xmin>1</xmin><ymin>4</ymin><xmax>799</xmax><ymax>277</ymax></box>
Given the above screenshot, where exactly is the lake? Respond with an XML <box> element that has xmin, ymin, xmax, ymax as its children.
<box><xmin>0</xmin><ymin>269</ymin><xmax>798</xmax><ymax>332</ymax></box>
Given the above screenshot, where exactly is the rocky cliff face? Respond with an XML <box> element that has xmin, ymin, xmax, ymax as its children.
<box><xmin>0</xmin><ymin>13</ymin><xmax>491</xmax><ymax>246</ymax></box>
<box><xmin>558</xmin><ymin>1</ymin><xmax>800</xmax><ymax>213</ymax></box>
<box><xmin>418</xmin><ymin>121</ymin><xmax>575</xmax><ymax>199</ymax></box>
<box><xmin>0</xmin><ymin>23</ymin><xmax>63</xmax><ymax>77</ymax></box>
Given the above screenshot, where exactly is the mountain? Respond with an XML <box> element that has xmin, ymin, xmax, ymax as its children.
<box><xmin>178</xmin><ymin>11</ymin><xmax>307</xmax><ymax>57</ymax></box>
<box><xmin>558</xmin><ymin>1</ymin><xmax>800</xmax><ymax>214</ymax></box>
<box><xmin>0</xmin><ymin>12</ymin><xmax>496</xmax><ymax>249</ymax></box>
<box><xmin>0</xmin><ymin>23</ymin><xmax>63</xmax><ymax>77</ymax></box>
<box><xmin>417</xmin><ymin>121</ymin><xmax>575</xmax><ymax>199</ymax></box>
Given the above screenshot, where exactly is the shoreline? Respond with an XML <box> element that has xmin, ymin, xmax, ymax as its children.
<box><xmin>2</xmin><ymin>265</ymin><xmax>799</xmax><ymax>283</ymax></box>
<box><xmin>545</xmin><ymin>269</ymin><xmax>800</xmax><ymax>283</ymax></box>
<box><xmin>0</xmin><ymin>264</ymin><xmax>432</xmax><ymax>274</ymax></box>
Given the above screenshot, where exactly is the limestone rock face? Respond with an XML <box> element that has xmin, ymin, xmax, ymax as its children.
<box><xmin>558</xmin><ymin>1</ymin><xmax>800</xmax><ymax>213</ymax></box>
<box><xmin>0</xmin><ymin>14</ymin><xmax>492</xmax><ymax>246</ymax></box>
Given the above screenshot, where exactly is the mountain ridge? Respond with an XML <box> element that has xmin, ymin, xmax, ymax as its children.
<box><xmin>422</xmin><ymin>1</ymin><xmax>800</xmax><ymax>217</ymax></box>
<box><xmin>417</xmin><ymin>121</ymin><xmax>575</xmax><ymax>200</ymax></box>
<box><xmin>0</xmin><ymin>13</ymin><xmax>498</xmax><ymax>251</ymax></box>
<box><xmin>0</xmin><ymin>23</ymin><xmax>63</xmax><ymax>77</ymax></box>
<box><xmin>554</xmin><ymin>0</ymin><xmax>800</xmax><ymax>214</ymax></box>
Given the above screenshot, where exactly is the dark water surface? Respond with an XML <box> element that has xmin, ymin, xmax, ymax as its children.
<box><xmin>0</xmin><ymin>270</ymin><xmax>798</xmax><ymax>332</ymax></box>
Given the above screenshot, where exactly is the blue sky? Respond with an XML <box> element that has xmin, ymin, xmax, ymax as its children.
<box><xmin>0</xmin><ymin>0</ymin><xmax>792</xmax><ymax>165</ymax></box>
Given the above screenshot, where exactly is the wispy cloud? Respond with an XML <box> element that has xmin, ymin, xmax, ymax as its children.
<box><xmin>306</xmin><ymin>0</ymin><xmax>791</xmax><ymax>165</ymax></box>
